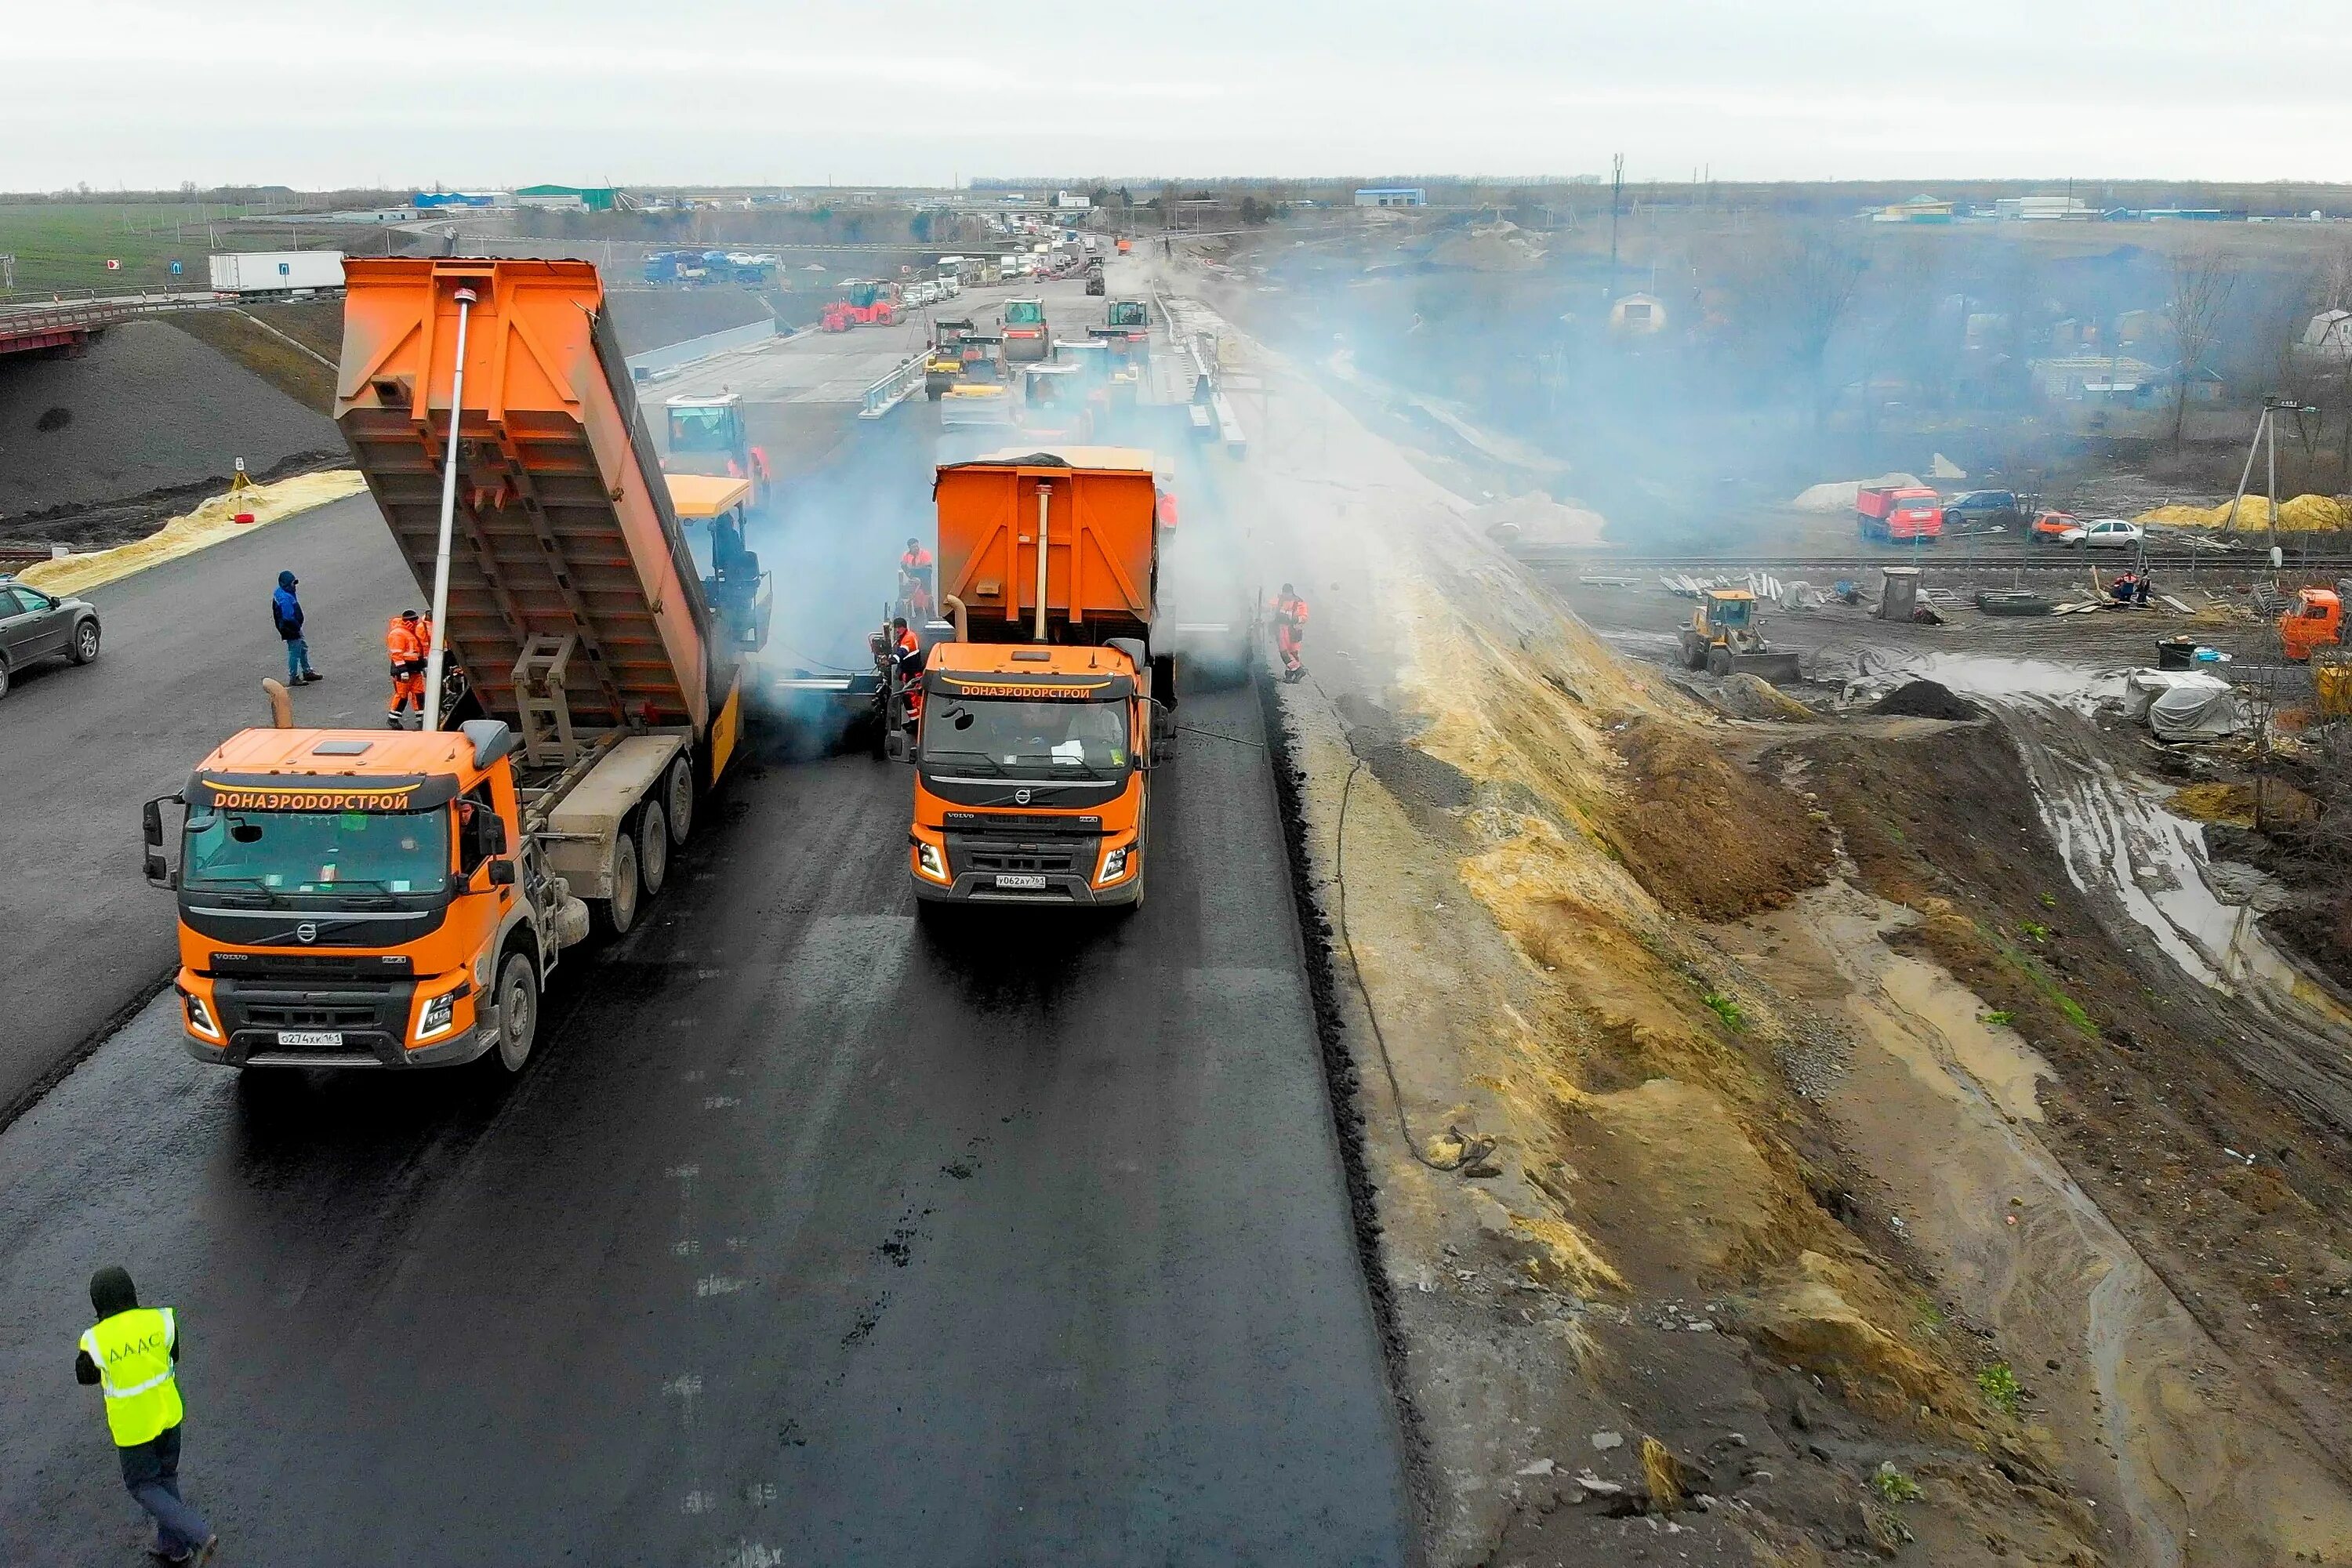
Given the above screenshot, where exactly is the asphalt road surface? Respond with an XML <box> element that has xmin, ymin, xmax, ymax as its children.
<box><xmin>0</xmin><ymin>492</ymin><xmax>426</xmax><ymax>1116</ymax></box>
<box><xmin>0</xmin><ymin>289</ymin><xmax>1412</xmax><ymax>1564</ymax></box>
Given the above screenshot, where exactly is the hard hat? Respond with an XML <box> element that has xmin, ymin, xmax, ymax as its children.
<box><xmin>401</xmin><ymin>608</ymin><xmax>420</xmax><ymax>619</ymax></box>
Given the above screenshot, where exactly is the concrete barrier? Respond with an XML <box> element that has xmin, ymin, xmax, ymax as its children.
<box><xmin>625</xmin><ymin>316</ymin><xmax>779</xmax><ymax>382</ymax></box>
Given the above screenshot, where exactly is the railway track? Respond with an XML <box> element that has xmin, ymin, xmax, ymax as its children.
<box><xmin>1518</xmin><ymin>548</ymin><xmax>2352</xmax><ymax>576</ymax></box>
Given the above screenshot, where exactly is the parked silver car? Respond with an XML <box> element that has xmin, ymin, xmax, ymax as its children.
<box><xmin>0</xmin><ymin>575</ymin><xmax>101</xmax><ymax>699</ymax></box>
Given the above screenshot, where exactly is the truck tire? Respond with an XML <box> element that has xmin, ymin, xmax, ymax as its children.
<box><xmin>1707</xmin><ymin>647</ymin><xmax>1732</xmax><ymax>677</ymax></box>
<box><xmin>488</xmin><ymin>948</ymin><xmax>539</xmax><ymax>1074</ymax></box>
<box><xmin>663</xmin><ymin>756</ymin><xmax>694</xmax><ymax>846</ymax></box>
<box><xmin>637</xmin><ymin>800</ymin><xmax>670</xmax><ymax>896</ymax></box>
<box><xmin>593</xmin><ymin>830</ymin><xmax>641</xmax><ymax>938</ymax></box>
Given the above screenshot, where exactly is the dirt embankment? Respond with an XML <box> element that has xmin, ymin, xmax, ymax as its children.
<box><xmin>0</xmin><ymin>318</ymin><xmax>341</xmax><ymax>547</ymax></box>
<box><xmin>1798</xmin><ymin>724</ymin><xmax>2352</xmax><ymax>1477</ymax></box>
<box><xmin>1202</xmin><ymin>278</ymin><xmax>2103</xmax><ymax>1563</ymax></box>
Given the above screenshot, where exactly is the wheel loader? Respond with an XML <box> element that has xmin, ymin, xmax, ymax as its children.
<box><xmin>1677</xmin><ymin>589</ymin><xmax>1802</xmax><ymax>683</ymax></box>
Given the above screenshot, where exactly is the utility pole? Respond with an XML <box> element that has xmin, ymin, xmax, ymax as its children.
<box><xmin>1609</xmin><ymin>153</ymin><xmax>1624</xmax><ymax>296</ymax></box>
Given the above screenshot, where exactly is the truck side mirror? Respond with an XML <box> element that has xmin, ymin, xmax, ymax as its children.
<box><xmin>480</xmin><ymin>813</ymin><xmax>509</xmax><ymax>856</ymax></box>
<box><xmin>885</xmin><ymin>731</ymin><xmax>913</xmax><ymax>764</ymax></box>
<box><xmin>487</xmin><ymin>859</ymin><xmax>517</xmax><ymax>887</ymax></box>
<box><xmin>142</xmin><ymin>793</ymin><xmax>181</xmax><ymax>889</ymax></box>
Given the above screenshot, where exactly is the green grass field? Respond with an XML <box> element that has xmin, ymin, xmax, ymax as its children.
<box><xmin>0</xmin><ymin>201</ymin><xmax>287</xmax><ymax>296</ymax></box>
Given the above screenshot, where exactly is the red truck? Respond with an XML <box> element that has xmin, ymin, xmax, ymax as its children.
<box><xmin>1857</xmin><ymin>485</ymin><xmax>1944</xmax><ymax>543</ymax></box>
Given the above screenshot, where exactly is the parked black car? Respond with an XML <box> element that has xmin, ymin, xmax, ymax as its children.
<box><xmin>1940</xmin><ymin>489</ymin><xmax>2025</xmax><ymax>532</ymax></box>
<box><xmin>0</xmin><ymin>575</ymin><xmax>101</xmax><ymax>699</ymax></box>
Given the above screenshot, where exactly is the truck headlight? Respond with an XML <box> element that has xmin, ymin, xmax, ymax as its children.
<box><xmin>182</xmin><ymin>989</ymin><xmax>223</xmax><ymax>1042</ymax></box>
<box><xmin>915</xmin><ymin>840</ymin><xmax>949</xmax><ymax>884</ymax></box>
<box><xmin>1098</xmin><ymin>844</ymin><xmax>1131</xmax><ymax>885</ymax></box>
<box><xmin>416</xmin><ymin>991</ymin><xmax>458</xmax><ymax>1042</ymax></box>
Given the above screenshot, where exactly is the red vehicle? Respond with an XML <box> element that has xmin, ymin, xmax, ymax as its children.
<box><xmin>1857</xmin><ymin>485</ymin><xmax>1944</xmax><ymax>543</ymax></box>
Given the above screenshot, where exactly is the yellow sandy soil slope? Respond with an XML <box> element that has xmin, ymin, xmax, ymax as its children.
<box><xmin>20</xmin><ymin>470</ymin><xmax>367</xmax><ymax>597</ymax></box>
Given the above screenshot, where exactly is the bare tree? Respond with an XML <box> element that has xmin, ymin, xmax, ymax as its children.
<box><xmin>1748</xmin><ymin>220</ymin><xmax>1867</xmax><ymax>430</ymax></box>
<box><xmin>2165</xmin><ymin>243</ymin><xmax>2240</xmax><ymax>446</ymax></box>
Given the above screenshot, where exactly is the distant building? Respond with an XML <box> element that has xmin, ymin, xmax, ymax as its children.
<box><xmin>2139</xmin><ymin>209</ymin><xmax>2226</xmax><ymax>222</ymax></box>
<box><xmin>412</xmin><ymin>191</ymin><xmax>514</xmax><ymax>210</ymax></box>
<box><xmin>1871</xmin><ymin>194</ymin><xmax>1954</xmax><ymax>224</ymax></box>
<box><xmin>1609</xmin><ymin>292</ymin><xmax>1667</xmax><ymax>334</ymax></box>
<box><xmin>2030</xmin><ymin>353</ymin><xmax>2158</xmax><ymax>401</ymax></box>
<box><xmin>1355</xmin><ymin>187</ymin><xmax>1426</xmax><ymax>209</ymax></box>
<box><xmin>516</xmin><ymin>184</ymin><xmax>619</xmax><ymax>212</ymax></box>
<box><xmin>2304</xmin><ymin>309</ymin><xmax>2352</xmax><ymax>354</ymax></box>
<box><xmin>1051</xmin><ymin>191</ymin><xmax>1092</xmax><ymax>210</ymax></box>
<box><xmin>1996</xmin><ymin>195</ymin><xmax>2096</xmax><ymax>221</ymax></box>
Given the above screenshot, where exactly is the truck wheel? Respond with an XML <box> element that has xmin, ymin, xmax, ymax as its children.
<box><xmin>593</xmin><ymin>831</ymin><xmax>641</xmax><ymax>938</ymax></box>
<box><xmin>1707</xmin><ymin>648</ymin><xmax>1732</xmax><ymax>677</ymax></box>
<box><xmin>489</xmin><ymin>949</ymin><xmax>539</xmax><ymax>1073</ymax></box>
<box><xmin>637</xmin><ymin>800</ymin><xmax>670</xmax><ymax>896</ymax></box>
<box><xmin>663</xmin><ymin>756</ymin><xmax>694</xmax><ymax>846</ymax></box>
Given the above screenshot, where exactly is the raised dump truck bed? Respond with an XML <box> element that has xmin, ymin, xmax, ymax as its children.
<box><xmin>336</xmin><ymin>257</ymin><xmax>722</xmax><ymax>736</ymax></box>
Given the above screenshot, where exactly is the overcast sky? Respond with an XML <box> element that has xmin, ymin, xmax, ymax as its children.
<box><xmin>9</xmin><ymin>0</ymin><xmax>2352</xmax><ymax>191</ymax></box>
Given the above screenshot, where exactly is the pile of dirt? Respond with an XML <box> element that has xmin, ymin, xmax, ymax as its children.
<box><xmin>1872</xmin><ymin>680</ymin><xmax>1981</xmax><ymax>720</ymax></box>
<box><xmin>1788</xmin><ymin>471</ymin><xmax>1922</xmax><ymax>512</ymax></box>
<box><xmin>1602</xmin><ymin>718</ymin><xmax>1831</xmax><ymax>921</ymax></box>
<box><xmin>1424</xmin><ymin>221</ymin><xmax>1547</xmax><ymax>274</ymax></box>
<box><xmin>1710</xmin><ymin>672</ymin><xmax>1817</xmax><ymax>722</ymax></box>
<box><xmin>1468</xmin><ymin>491</ymin><xmax>1606</xmax><ymax>548</ymax></box>
<box><xmin>0</xmin><ymin>319</ymin><xmax>339</xmax><ymax>528</ymax></box>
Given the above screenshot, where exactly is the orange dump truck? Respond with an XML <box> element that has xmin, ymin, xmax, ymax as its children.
<box><xmin>893</xmin><ymin>447</ymin><xmax>1176</xmax><ymax>909</ymax></box>
<box><xmin>142</xmin><ymin>258</ymin><xmax>753</xmax><ymax>1074</ymax></box>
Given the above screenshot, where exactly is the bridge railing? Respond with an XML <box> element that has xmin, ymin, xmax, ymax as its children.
<box><xmin>859</xmin><ymin>350</ymin><xmax>929</xmax><ymax>419</ymax></box>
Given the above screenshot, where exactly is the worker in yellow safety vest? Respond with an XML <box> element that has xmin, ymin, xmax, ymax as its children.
<box><xmin>75</xmin><ymin>1266</ymin><xmax>217</xmax><ymax>1566</ymax></box>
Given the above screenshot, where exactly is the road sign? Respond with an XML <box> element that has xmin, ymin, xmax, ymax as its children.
<box><xmin>104</xmin><ymin>259</ymin><xmax>121</xmax><ymax>270</ymax></box>
<box><xmin>278</xmin><ymin>261</ymin><xmax>291</xmax><ymax>277</ymax></box>
<box><xmin>169</xmin><ymin>260</ymin><xmax>183</xmax><ymax>276</ymax></box>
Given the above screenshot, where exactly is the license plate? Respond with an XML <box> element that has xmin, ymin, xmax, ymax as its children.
<box><xmin>993</xmin><ymin>874</ymin><xmax>1048</xmax><ymax>891</ymax></box>
<box><xmin>276</xmin><ymin>1030</ymin><xmax>344</xmax><ymax>1048</ymax></box>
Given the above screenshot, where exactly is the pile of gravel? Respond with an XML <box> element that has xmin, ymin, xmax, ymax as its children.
<box><xmin>1872</xmin><ymin>680</ymin><xmax>1980</xmax><ymax>720</ymax></box>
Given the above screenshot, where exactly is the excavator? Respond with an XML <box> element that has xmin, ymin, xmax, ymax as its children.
<box><xmin>1676</xmin><ymin>590</ymin><xmax>1801</xmax><ymax>683</ymax></box>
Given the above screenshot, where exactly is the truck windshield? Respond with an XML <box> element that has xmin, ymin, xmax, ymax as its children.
<box><xmin>668</xmin><ymin>405</ymin><xmax>736</xmax><ymax>453</ymax></box>
<box><xmin>183</xmin><ymin>808</ymin><xmax>450</xmax><ymax>896</ymax></box>
<box><xmin>1005</xmin><ymin>301</ymin><xmax>1044</xmax><ymax>325</ymax></box>
<box><xmin>923</xmin><ymin>698</ymin><xmax>1130</xmax><ymax>779</ymax></box>
<box><xmin>1108</xmin><ymin>302</ymin><xmax>1146</xmax><ymax>327</ymax></box>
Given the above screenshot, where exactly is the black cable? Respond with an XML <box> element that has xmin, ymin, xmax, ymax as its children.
<box><xmin>1302</xmin><ymin>669</ymin><xmax>1454</xmax><ymax>1174</ymax></box>
<box><xmin>1177</xmin><ymin>722</ymin><xmax>1262</xmax><ymax>749</ymax></box>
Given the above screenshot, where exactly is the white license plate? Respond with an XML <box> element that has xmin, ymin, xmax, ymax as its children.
<box><xmin>276</xmin><ymin>1030</ymin><xmax>344</xmax><ymax>1048</ymax></box>
<box><xmin>993</xmin><ymin>874</ymin><xmax>1048</xmax><ymax>891</ymax></box>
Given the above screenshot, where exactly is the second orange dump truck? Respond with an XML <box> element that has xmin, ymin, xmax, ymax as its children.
<box><xmin>893</xmin><ymin>447</ymin><xmax>1176</xmax><ymax>909</ymax></box>
<box><xmin>143</xmin><ymin>258</ymin><xmax>760</xmax><ymax>1074</ymax></box>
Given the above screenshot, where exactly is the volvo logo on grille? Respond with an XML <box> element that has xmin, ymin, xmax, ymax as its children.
<box><xmin>296</xmin><ymin>923</ymin><xmax>318</xmax><ymax>944</ymax></box>
<box><xmin>1014</xmin><ymin>789</ymin><xmax>1032</xmax><ymax>804</ymax></box>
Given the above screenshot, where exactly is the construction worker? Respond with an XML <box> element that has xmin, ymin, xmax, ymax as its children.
<box><xmin>386</xmin><ymin>609</ymin><xmax>430</xmax><ymax>728</ymax></box>
<box><xmin>1272</xmin><ymin>583</ymin><xmax>1309</xmax><ymax>683</ymax></box>
<box><xmin>76</xmin><ymin>1265</ymin><xmax>217</xmax><ymax>1566</ymax></box>
<box><xmin>270</xmin><ymin>569</ymin><xmax>320</xmax><ymax>686</ymax></box>
<box><xmin>891</xmin><ymin>616</ymin><xmax>926</xmax><ymax>727</ymax></box>
<box><xmin>749</xmin><ymin>444</ymin><xmax>773</xmax><ymax>503</ymax></box>
<box><xmin>898</xmin><ymin>537</ymin><xmax>935</xmax><ymax>619</ymax></box>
